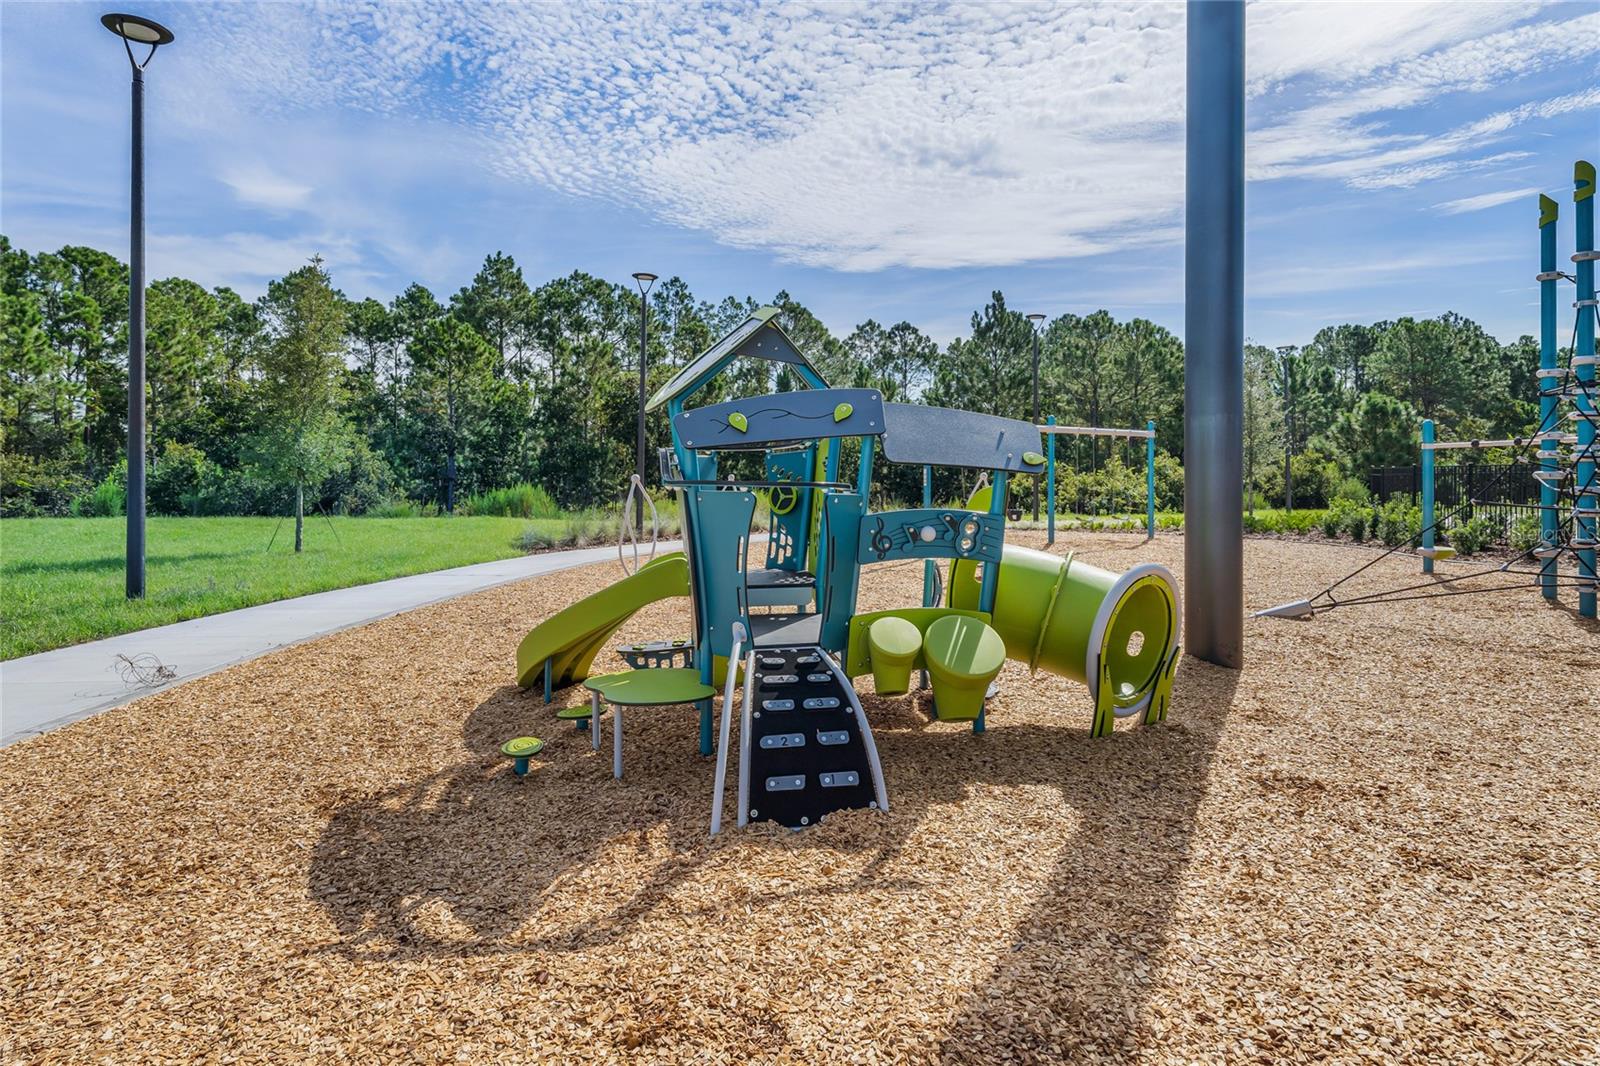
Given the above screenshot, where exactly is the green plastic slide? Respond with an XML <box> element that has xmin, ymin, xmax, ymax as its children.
<box><xmin>515</xmin><ymin>552</ymin><xmax>689</xmax><ymax>691</ymax></box>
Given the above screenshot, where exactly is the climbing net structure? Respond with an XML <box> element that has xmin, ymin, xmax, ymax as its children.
<box><xmin>1258</xmin><ymin>161</ymin><xmax>1597</xmax><ymax>620</ymax></box>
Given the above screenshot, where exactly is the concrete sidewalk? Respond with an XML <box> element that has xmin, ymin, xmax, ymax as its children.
<box><xmin>0</xmin><ymin>541</ymin><xmax>679</xmax><ymax>747</ymax></box>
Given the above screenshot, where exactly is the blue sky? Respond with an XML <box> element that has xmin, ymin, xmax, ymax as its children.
<box><xmin>3</xmin><ymin>1</ymin><xmax>1595</xmax><ymax>347</ymax></box>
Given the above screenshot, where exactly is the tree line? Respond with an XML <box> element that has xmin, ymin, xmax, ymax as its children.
<box><xmin>1</xmin><ymin>234</ymin><xmax>1548</xmax><ymax>527</ymax></box>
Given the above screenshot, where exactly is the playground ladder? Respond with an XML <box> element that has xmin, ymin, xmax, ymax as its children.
<box><xmin>730</xmin><ymin>645</ymin><xmax>889</xmax><ymax>830</ymax></box>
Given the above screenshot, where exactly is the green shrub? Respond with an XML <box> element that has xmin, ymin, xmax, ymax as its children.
<box><xmin>518</xmin><ymin>524</ymin><xmax>560</xmax><ymax>552</ymax></box>
<box><xmin>1332</xmin><ymin>477</ymin><xmax>1371</xmax><ymax>506</ymax></box>
<box><xmin>74</xmin><ymin>466</ymin><xmax>127</xmax><ymax>517</ymax></box>
<box><xmin>1375</xmin><ymin>497</ymin><xmax>1421</xmax><ymax>547</ymax></box>
<box><xmin>321</xmin><ymin>440</ymin><xmax>400</xmax><ymax>515</ymax></box>
<box><xmin>1285</xmin><ymin>450</ymin><xmax>1341</xmax><ymax>508</ymax></box>
<box><xmin>466</xmin><ymin>482</ymin><xmax>561</xmax><ymax>519</ymax></box>
<box><xmin>183</xmin><ymin>464</ymin><xmax>290</xmax><ymax>516</ymax></box>
<box><xmin>1448</xmin><ymin>515</ymin><xmax>1498</xmax><ymax>556</ymax></box>
<box><xmin>1341</xmin><ymin>505</ymin><xmax>1370</xmax><ymax>542</ymax></box>
<box><xmin>1320</xmin><ymin>500</ymin><xmax>1350</xmax><ymax>538</ymax></box>
<box><xmin>149</xmin><ymin>441</ymin><xmax>212</xmax><ymax>515</ymax></box>
<box><xmin>5</xmin><ymin>453</ymin><xmax>90</xmax><ymax>517</ymax></box>
<box><xmin>1508</xmin><ymin>513</ymin><xmax>1542</xmax><ymax>553</ymax></box>
<box><xmin>369</xmin><ymin>497</ymin><xmax>423</xmax><ymax>518</ymax></box>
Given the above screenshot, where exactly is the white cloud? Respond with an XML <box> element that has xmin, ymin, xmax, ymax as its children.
<box><xmin>221</xmin><ymin>168</ymin><xmax>313</xmax><ymax>210</ymax></box>
<box><xmin>149</xmin><ymin>2</ymin><xmax>1598</xmax><ymax>272</ymax></box>
<box><xmin>1433</xmin><ymin>187</ymin><xmax>1542</xmax><ymax>215</ymax></box>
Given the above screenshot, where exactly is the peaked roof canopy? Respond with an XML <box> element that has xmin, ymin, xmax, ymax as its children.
<box><xmin>645</xmin><ymin>306</ymin><xmax>829</xmax><ymax>413</ymax></box>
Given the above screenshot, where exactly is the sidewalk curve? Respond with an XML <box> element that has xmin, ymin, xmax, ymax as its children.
<box><xmin>0</xmin><ymin>541</ymin><xmax>679</xmax><ymax>747</ymax></box>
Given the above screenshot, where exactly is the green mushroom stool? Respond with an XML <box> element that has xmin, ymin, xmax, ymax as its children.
<box><xmin>923</xmin><ymin>615</ymin><xmax>1005</xmax><ymax>724</ymax></box>
<box><xmin>866</xmin><ymin>615</ymin><xmax>923</xmax><ymax>696</ymax></box>
<box><xmin>556</xmin><ymin>705</ymin><xmax>593</xmax><ymax>730</ymax></box>
<box><xmin>500</xmin><ymin>736</ymin><xmax>545</xmax><ymax>777</ymax></box>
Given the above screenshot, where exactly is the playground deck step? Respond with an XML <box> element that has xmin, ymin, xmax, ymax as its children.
<box><xmin>740</xmin><ymin>645</ymin><xmax>885</xmax><ymax>829</ymax></box>
<box><xmin>749</xmin><ymin>613</ymin><xmax>824</xmax><ymax>647</ymax></box>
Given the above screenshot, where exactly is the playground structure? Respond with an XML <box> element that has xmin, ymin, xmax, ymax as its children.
<box><xmin>1259</xmin><ymin>159</ymin><xmax>1598</xmax><ymax>620</ymax></box>
<box><xmin>514</xmin><ymin>307</ymin><xmax>1181</xmax><ymax>830</ymax></box>
<box><xmin>1038</xmin><ymin>418</ymin><xmax>1159</xmax><ymax>543</ymax></box>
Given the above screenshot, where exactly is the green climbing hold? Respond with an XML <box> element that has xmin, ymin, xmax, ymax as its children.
<box><xmin>1022</xmin><ymin>451</ymin><xmax>1046</xmax><ymax>467</ymax></box>
<box><xmin>501</xmin><ymin>736</ymin><xmax>545</xmax><ymax>758</ymax></box>
<box><xmin>833</xmin><ymin>402</ymin><xmax>853</xmax><ymax>423</ymax></box>
<box><xmin>728</xmin><ymin>412</ymin><xmax>748</xmax><ymax>433</ymax></box>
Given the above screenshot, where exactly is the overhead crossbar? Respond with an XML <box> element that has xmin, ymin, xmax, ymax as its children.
<box><xmin>1419</xmin><ymin>438</ymin><xmax>1528</xmax><ymax>451</ymax></box>
<box><xmin>1038</xmin><ymin>424</ymin><xmax>1156</xmax><ymax>440</ymax></box>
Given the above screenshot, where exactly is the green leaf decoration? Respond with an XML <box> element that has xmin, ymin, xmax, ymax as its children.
<box><xmin>728</xmin><ymin>412</ymin><xmax>748</xmax><ymax>433</ymax></box>
<box><xmin>1023</xmin><ymin>450</ymin><xmax>1046</xmax><ymax>466</ymax></box>
<box><xmin>833</xmin><ymin>402</ymin><xmax>854</xmax><ymax>423</ymax></box>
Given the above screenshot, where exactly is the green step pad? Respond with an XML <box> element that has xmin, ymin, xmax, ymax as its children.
<box><xmin>923</xmin><ymin>615</ymin><xmax>1005</xmax><ymax>722</ymax></box>
<box><xmin>499</xmin><ymin>736</ymin><xmax>545</xmax><ymax>776</ymax></box>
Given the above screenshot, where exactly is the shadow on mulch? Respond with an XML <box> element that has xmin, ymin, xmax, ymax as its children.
<box><xmin>308</xmin><ymin>655</ymin><xmax>1235</xmax><ymax>1059</ymax></box>
<box><xmin>936</xmin><ymin>656</ymin><xmax>1238</xmax><ymax>1063</ymax></box>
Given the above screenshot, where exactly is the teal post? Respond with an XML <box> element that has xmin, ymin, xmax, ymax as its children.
<box><xmin>1045</xmin><ymin>416</ymin><xmax>1056</xmax><ymax>546</ymax></box>
<box><xmin>1539</xmin><ymin>194</ymin><xmax>1560</xmax><ymax>598</ymax></box>
<box><xmin>1145</xmin><ymin>420</ymin><xmax>1157</xmax><ymax>539</ymax></box>
<box><xmin>1574</xmin><ymin>161</ymin><xmax>1597</xmax><ymax>618</ymax></box>
<box><xmin>974</xmin><ymin>469</ymin><xmax>1009</xmax><ymax>735</ymax></box>
<box><xmin>857</xmin><ymin>435</ymin><xmax>875</xmax><ymax>499</ymax></box>
<box><xmin>542</xmin><ymin>659</ymin><xmax>552</xmax><ymax>704</ymax></box>
<box><xmin>1421</xmin><ymin>419</ymin><xmax>1436</xmax><ymax>575</ymax></box>
<box><xmin>922</xmin><ymin>464</ymin><xmax>936</xmax><ymax>607</ymax></box>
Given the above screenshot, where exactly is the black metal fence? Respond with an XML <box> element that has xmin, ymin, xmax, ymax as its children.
<box><xmin>1368</xmin><ymin>463</ymin><xmax>1542</xmax><ymax>525</ymax></box>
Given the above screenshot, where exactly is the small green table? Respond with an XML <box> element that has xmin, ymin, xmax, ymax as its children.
<box><xmin>582</xmin><ymin>669</ymin><xmax>717</xmax><ymax>779</ymax></box>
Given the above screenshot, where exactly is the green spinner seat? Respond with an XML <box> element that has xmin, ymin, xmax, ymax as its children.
<box><xmin>922</xmin><ymin>614</ymin><xmax>1005</xmax><ymax>722</ymax></box>
<box><xmin>866</xmin><ymin>616</ymin><xmax>922</xmax><ymax>695</ymax></box>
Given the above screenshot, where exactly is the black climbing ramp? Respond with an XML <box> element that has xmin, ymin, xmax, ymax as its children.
<box><xmin>740</xmin><ymin>645</ymin><xmax>887</xmax><ymax>829</ymax></box>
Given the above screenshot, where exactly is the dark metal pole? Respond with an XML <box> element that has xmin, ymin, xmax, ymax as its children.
<box><xmin>1184</xmin><ymin>0</ymin><xmax>1245</xmax><ymax>668</ymax></box>
<box><xmin>1031</xmin><ymin>329</ymin><xmax>1041</xmax><ymax>521</ymax></box>
<box><xmin>1283</xmin><ymin>352</ymin><xmax>1293</xmax><ymax>512</ymax></box>
<box><xmin>127</xmin><ymin>63</ymin><xmax>146</xmax><ymax>598</ymax></box>
<box><xmin>636</xmin><ymin>290</ymin><xmax>647</xmax><ymax>536</ymax></box>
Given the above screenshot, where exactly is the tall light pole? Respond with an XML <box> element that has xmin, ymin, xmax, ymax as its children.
<box><xmin>1280</xmin><ymin>347</ymin><xmax>1295</xmax><ymax>513</ymax></box>
<box><xmin>103</xmin><ymin>12</ymin><xmax>174</xmax><ymax>600</ymax></box>
<box><xmin>631</xmin><ymin>272</ymin><xmax>658</xmax><ymax>535</ymax></box>
<box><xmin>1185</xmin><ymin>0</ymin><xmax>1245</xmax><ymax>669</ymax></box>
<box><xmin>1027</xmin><ymin>313</ymin><xmax>1046</xmax><ymax>521</ymax></box>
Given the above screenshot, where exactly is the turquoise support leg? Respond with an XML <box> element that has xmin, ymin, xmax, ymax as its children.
<box><xmin>1146</xmin><ymin>420</ymin><xmax>1157</xmax><ymax>539</ymax></box>
<box><xmin>972</xmin><ymin>706</ymin><xmax>986</xmax><ymax>734</ymax></box>
<box><xmin>922</xmin><ymin>464</ymin><xmax>935</xmax><ymax>606</ymax></box>
<box><xmin>1045</xmin><ymin>416</ymin><xmax>1056</xmax><ymax>545</ymax></box>
<box><xmin>1573</xmin><ymin>161</ymin><xmax>1596</xmax><ymax>618</ymax></box>
<box><xmin>1421</xmin><ymin>419</ymin><xmax>1436</xmax><ymax>575</ymax></box>
<box><xmin>543</xmin><ymin>658</ymin><xmax>553</xmax><ymax>704</ymax></box>
<box><xmin>698</xmin><ymin>652</ymin><xmax>714</xmax><ymax>756</ymax></box>
<box><xmin>1539</xmin><ymin>194</ymin><xmax>1559</xmax><ymax>599</ymax></box>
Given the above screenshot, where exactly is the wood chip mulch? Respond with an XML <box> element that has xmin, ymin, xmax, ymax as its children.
<box><xmin>2</xmin><ymin>532</ymin><xmax>1596</xmax><ymax>1064</ymax></box>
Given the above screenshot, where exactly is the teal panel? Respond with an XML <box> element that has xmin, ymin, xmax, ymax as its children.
<box><xmin>816</xmin><ymin>493</ymin><xmax>865</xmax><ymax>653</ymax></box>
<box><xmin>674</xmin><ymin>389</ymin><xmax>885</xmax><ymax>451</ymax></box>
<box><xmin>858</xmin><ymin>507</ymin><xmax>1004</xmax><ymax>566</ymax></box>
<box><xmin>685</xmin><ymin>488</ymin><xmax>757</xmax><ymax>658</ymax></box>
<box><xmin>765</xmin><ymin>446</ymin><xmax>816</xmax><ymax>571</ymax></box>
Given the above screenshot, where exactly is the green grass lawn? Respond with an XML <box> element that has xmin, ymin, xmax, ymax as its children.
<box><xmin>0</xmin><ymin>516</ymin><xmax>567</xmax><ymax>660</ymax></box>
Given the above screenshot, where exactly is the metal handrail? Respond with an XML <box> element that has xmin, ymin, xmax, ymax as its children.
<box><xmin>709</xmin><ymin>621</ymin><xmax>747</xmax><ymax>836</ymax></box>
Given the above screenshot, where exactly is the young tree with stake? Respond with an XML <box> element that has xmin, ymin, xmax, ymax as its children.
<box><xmin>254</xmin><ymin>256</ymin><xmax>349</xmax><ymax>552</ymax></box>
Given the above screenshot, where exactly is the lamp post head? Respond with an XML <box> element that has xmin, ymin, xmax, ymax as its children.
<box><xmin>103</xmin><ymin>12</ymin><xmax>173</xmax><ymax>68</ymax></box>
<box><xmin>102</xmin><ymin>12</ymin><xmax>174</xmax><ymax>43</ymax></box>
<box><xmin>1026</xmin><ymin>313</ymin><xmax>1046</xmax><ymax>326</ymax></box>
<box><xmin>632</xmin><ymin>271</ymin><xmax>658</xmax><ymax>295</ymax></box>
